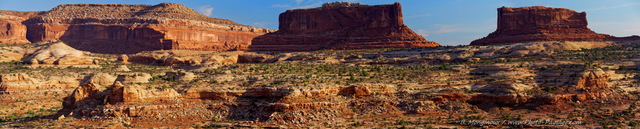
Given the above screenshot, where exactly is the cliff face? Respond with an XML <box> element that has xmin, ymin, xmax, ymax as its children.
<box><xmin>0</xmin><ymin>15</ymin><xmax>30</xmax><ymax>44</ymax></box>
<box><xmin>471</xmin><ymin>6</ymin><xmax>611</xmax><ymax>45</ymax></box>
<box><xmin>2</xmin><ymin>3</ymin><xmax>274</xmax><ymax>54</ymax></box>
<box><xmin>250</xmin><ymin>2</ymin><xmax>439</xmax><ymax>51</ymax></box>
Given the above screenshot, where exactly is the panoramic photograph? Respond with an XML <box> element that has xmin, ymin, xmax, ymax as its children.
<box><xmin>0</xmin><ymin>0</ymin><xmax>639</xmax><ymax>128</ymax></box>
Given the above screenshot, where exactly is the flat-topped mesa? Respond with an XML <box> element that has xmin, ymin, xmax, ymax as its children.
<box><xmin>321</xmin><ymin>2</ymin><xmax>365</xmax><ymax>8</ymax></box>
<box><xmin>470</xmin><ymin>6</ymin><xmax>611</xmax><ymax>45</ymax></box>
<box><xmin>2</xmin><ymin>3</ymin><xmax>274</xmax><ymax>53</ymax></box>
<box><xmin>44</xmin><ymin>3</ymin><xmax>238</xmax><ymax>25</ymax></box>
<box><xmin>250</xmin><ymin>2</ymin><xmax>439</xmax><ymax>51</ymax></box>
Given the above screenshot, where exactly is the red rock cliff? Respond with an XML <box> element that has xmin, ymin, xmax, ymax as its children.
<box><xmin>470</xmin><ymin>6</ymin><xmax>611</xmax><ymax>45</ymax></box>
<box><xmin>250</xmin><ymin>2</ymin><xmax>439</xmax><ymax>51</ymax></box>
<box><xmin>0</xmin><ymin>13</ymin><xmax>30</xmax><ymax>44</ymax></box>
<box><xmin>5</xmin><ymin>3</ymin><xmax>274</xmax><ymax>53</ymax></box>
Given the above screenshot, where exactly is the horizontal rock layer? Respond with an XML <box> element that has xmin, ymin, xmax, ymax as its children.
<box><xmin>1</xmin><ymin>3</ymin><xmax>274</xmax><ymax>54</ymax></box>
<box><xmin>471</xmin><ymin>6</ymin><xmax>612</xmax><ymax>45</ymax></box>
<box><xmin>0</xmin><ymin>15</ymin><xmax>30</xmax><ymax>44</ymax></box>
<box><xmin>250</xmin><ymin>2</ymin><xmax>439</xmax><ymax>51</ymax></box>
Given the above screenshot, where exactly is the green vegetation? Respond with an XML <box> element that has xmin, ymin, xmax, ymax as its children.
<box><xmin>194</xmin><ymin>63</ymin><xmax>462</xmax><ymax>87</ymax></box>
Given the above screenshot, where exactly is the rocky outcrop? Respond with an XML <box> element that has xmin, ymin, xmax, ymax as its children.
<box><xmin>0</xmin><ymin>73</ymin><xmax>80</xmax><ymax>119</ymax></box>
<box><xmin>63</xmin><ymin>81</ymin><xmax>107</xmax><ymax>109</ymax></box>
<box><xmin>0</xmin><ymin>14</ymin><xmax>30</xmax><ymax>44</ymax></box>
<box><xmin>576</xmin><ymin>68</ymin><xmax>610</xmax><ymax>90</ymax></box>
<box><xmin>250</xmin><ymin>2</ymin><xmax>439</xmax><ymax>51</ymax></box>
<box><xmin>62</xmin><ymin>73</ymin><xmax>117</xmax><ymax>109</ymax></box>
<box><xmin>471</xmin><ymin>6</ymin><xmax>611</xmax><ymax>45</ymax></box>
<box><xmin>108</xmin><ymin>82</ymin><xmax>180</xmax><ymax>104</ymax></box>
<box><xmin>81</xmin><ymin>73</ymin><xmax>117</xmax><ymax>87</ymax></box>
<box><xmin>411</xmin><ymin>41</ymin><xmax>611</xmax><ymax>62</ymax></box>
<box><xmin>469</xmin><ymin>83</ymin><xmax>532</xmax><ymax>106</ymax></box>
<box><xmin>0</xmin><ymin>73</ymin><xmax>77</xmax><ymax>92</ymax></box>
<box><xmin>0</xmin><ymin>73</ymin><xmax>39</xmax><ymax>91</ymax></box>
<box><xmin>2</xmin><ymin>3</ymin><xmax>273</xmax><ymax>53</ymax></box>
<box><xmin>127</xmin><ymin>50</ymin><xmax>251</xmax><ymax>66</ymax></box>
<box><xmin>116</xmin><ymin>54</ymin><xmax>129</xmax><ymax>63</ymax></box>
<box><xmin>21</xmin><ymin>42</ymin><xmax>95</xmax><ymax>65</ymax></box>
<box><xmin>63</xmin><ymin>83</ymin><xmax>419</xmax><ymax>124</ymax></box>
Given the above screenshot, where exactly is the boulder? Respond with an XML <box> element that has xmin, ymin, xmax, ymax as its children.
<box><xmin>116</xmin><ymin>54</ymin><xmax>129</xmax><ymax>63</ymax></box>
<box><xmin>469</xmin><ymin>83</ymin><xmax>533</xmax><ymax>106</ymax></box>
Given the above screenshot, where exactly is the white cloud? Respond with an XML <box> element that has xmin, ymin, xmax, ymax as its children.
<box><xmin>198</xmin><ymin>5</ymin><xmax>214</xmax><ymax>17</ymax></box>
<box><xmin>294</xmin><ymin>0</ymin><xmax>304</xmax><ymax>4</ymax></box>
<box><xmin>252</xmin><ymin>22</ymin><xmax>268</xmax><ymax>27</ymax></box>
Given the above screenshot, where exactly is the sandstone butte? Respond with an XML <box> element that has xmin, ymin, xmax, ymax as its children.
<box><xmin>470</xmin><ymin>6</ymin><xmax>615</xmax><ymax>45</ymax></box>
<box><xmin>250</xmin><ymin>2</ymin><xmax>440</xmax><ymax>51</ymax></box>
<box><xmin>0</xmin><ymin>3</ymin><xmax>274</xmax><ymax>54</ymax></box>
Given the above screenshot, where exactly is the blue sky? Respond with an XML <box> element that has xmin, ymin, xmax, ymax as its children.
<box><xmin>1</xmin><ymin>0</ymin><xmax>638</xmax><ymax>46</ymax></box>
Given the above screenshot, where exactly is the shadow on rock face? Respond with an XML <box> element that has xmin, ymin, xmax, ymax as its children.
<box><xmin>225</xmin><ymin>88</ymin><xmax>292</xmax><ymax>122</ymax></box>
<box><xmin>58</xmin><ymin>24</ymin><xmax>165</xmax><ymax>54</ymax></box>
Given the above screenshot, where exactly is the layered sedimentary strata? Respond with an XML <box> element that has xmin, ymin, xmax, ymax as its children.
<box><xmin>250</xmin><ymin>2</ymin><xmax>439</xmax><ymax>51</ymax></box>
<box><xmin>0</xmin><ymin>14</ymin><xmax>30</xmax><ymax>44</ymax></box>
<box><xmin>470</xmin><ymin>6</ymin><xmax>611</xmax><ymax>45</ymax></box>
<box><xmin>0</xmin><ymin>73</ymin><xmax>81</xmax><ymax>116</ymax></box>
<box><xmin>21</xmin><ymin>42</ymin><xmax>96</xmax><ymax>65</ymax></box>
<box><xmin>1</xmin><ymin>3</ymin><xmax>274</xmax><ymax>53</ymax></box>
<box><xmin>0</xmin><ymin>73</ymin><xmax>40</xmax><ymax>91</ymax></box>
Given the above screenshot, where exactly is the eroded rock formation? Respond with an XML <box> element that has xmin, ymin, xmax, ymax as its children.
<box><xmin>250</xmin><ymin>2</ymin><xmax>439</xmax><ymax>51</ymax></box>
<box><xmin>471</xmin><ymin>6</ymin><xmax>611</xmax><ymax>45</ymax></box>
<box><xmin>576</xmin><ymin>68</ymin><xmax>610</xmax><ymax>90</ymax></box>
<box><xmin>21</xmin><ymin>42</ymin><xmax>96</xmax><ymax>65</ymax></box>
<box><xmin>108</xmin><ymin>81</ymin><xmax>180</xmax><ymax>104</ymax></box>
<box><xmin>1</xmin><ymin>3</ymin><xmax>274</xmax><ymax>53</ymax></box>
<box><xmin>1</xmin><ymin>73</ymin><xmax>81</xmax><ymax>116</ymax></box>
<box><xmin>0</xmin><ymin>14</ymin><xmax>30</xmax><ymax>44</ymax></box>
<box><xmin>0</xmin><ymin>73</ymin><xmax>40</xmax><ymax>91</ymax></box>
